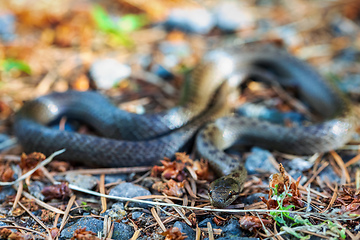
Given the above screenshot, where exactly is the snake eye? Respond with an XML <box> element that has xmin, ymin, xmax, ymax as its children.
<box><xmin>228</xmin><ymin>190</ymin><xmax>238</xmax><ymax>197</ymax></box>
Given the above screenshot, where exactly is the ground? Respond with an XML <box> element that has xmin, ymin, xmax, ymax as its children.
<box><xmin>1</xmin><ymin>0</ymin><xmax>360</xmax><ymax>239</ymax></box>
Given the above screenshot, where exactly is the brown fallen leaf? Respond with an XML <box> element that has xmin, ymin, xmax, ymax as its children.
<box><xmin>239</xmin><ymin>215</ymin><xmax>272</xmax><ymax>231</ymax></box>
<box><xmin>261</xmin><ymin>164</ymin><xmax>303</xmax><ymax>209</ymax></box>
<box><xmin>0</xmin><ymin>163</ymin><xmax>15</xmax><ymax>183</ymax></box>
<box><xmin>70</xmin><ymin>227</ymin><xmax>100</xmax><ymax>240</ymax></box>
<box><xmin>160</xmin><ymin>227</ymin><xmax>187</xmax><ymax>240</ymax></box>
<box><xmin>19</xmin><ymin>152</ymin><xmax>46</xmax><ymax>178</ymax></box>
<box><xmin>41</xmin><ymin>182</ymin><xmax>72</xmax><ymax>201</ymax></box>
<box><xmin>152</xmin><ymin>179</ymin><xmax>185</xmax><ymax>197</ymax></box>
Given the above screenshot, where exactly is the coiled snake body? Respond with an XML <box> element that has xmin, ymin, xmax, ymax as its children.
<box><xmin>14</xmin><ymin>44</ymin><xmax>357</xmax><ymax>208</ymax></box>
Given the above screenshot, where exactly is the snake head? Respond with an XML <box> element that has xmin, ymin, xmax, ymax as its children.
<box><xmin>208</xmin><ymin>176</ymin><xmax>242</xmax><ymax>208</ymax></box>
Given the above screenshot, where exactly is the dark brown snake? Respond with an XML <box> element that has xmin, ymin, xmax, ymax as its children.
<box><xmin>14</xmin><ymin>44</ymin><xmax>358</xmax><ymax>208</ymax></box>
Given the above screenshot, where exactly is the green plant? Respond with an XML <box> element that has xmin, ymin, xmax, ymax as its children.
<box><xmin>0</xmin><ymin>58</ymin><xmax>31</xmax><ymax>74</ymax></box>
<box><xmin>91</xmin><ymin>5</ymin><xmax>148</xmax><ymax>47</ymax></box>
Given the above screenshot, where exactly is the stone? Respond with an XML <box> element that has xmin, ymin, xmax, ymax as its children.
<box><xmin>89</xmin><ymin>59</ymin><xmax>131</xmax><ymax>89</ymax></box>
<box><xmin>109</xmin><ymin>182</ymin><xmax>151</xmax><ymax>208</ymax></box>
<box><xmin>245</xmin><ymin>147</ymin><xmax>278</xmax><ymax>175</ymax></box>
<box><xmin>60</xmin><ymin>217</ymin><xmax>134</xmax><ymax>239</ymax></box>
<box><xmin>173</xmin><ymin>221</ymin><xmax>195</xmax><ymax>239</ymax></box>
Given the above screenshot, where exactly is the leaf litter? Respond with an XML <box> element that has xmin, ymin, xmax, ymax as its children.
<box><xmin>1</xmin><ymin>0</ymin><xmax>360</xmax><ymax>239</ymax></box>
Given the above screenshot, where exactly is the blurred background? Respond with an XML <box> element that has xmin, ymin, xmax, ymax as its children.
<box><xmin>1</xmin><ymin>0</ymin><xmax>360</xmax><ymax>117</ymax></box>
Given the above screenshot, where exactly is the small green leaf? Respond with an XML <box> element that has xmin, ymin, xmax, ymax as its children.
<box><xmin>117</xmin><ymin>14</ymin><xmax>148</xmax><ymax>32</ymax></box>
<box><xmin>91</xmin><ymin>5</ymin><xmax>118</xmax><ymax>33</ymax></box>
<box><xmin>283</xmin><ymin>205</ymin><xmax>295</xmax><ymax>211</ymax></box>
<box><xmin>1</xmin><ymin>59</ymin><xmax>31</xmax><ymax>74</ymax></box>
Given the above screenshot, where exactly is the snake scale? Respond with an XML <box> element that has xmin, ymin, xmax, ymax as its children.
<box><xmin>14</xmin><ymin>44</ymin><xmax>358</xmax><ymax>208</ymax></box>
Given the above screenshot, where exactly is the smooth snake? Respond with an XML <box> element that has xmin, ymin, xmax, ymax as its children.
<box><xmin>14</xmin><ymin>44</ymin><xmax>358</xmax><ymax>208</ymax></box>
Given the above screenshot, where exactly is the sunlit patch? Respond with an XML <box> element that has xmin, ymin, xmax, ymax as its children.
<box><xmin>47</xmin><ymin>103</ymin><xmax>59</xmax><ymax>115</ymax></box>
<box><xmin>205</xmin><ymin>50</ymin><xmax>235</xmax><ymax>76</ymax></box>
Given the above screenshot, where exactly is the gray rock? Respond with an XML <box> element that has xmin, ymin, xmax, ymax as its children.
<box><xmin>0</xmin><ymin>12</ymin><xmax>16</xmax><ymax>42</ymax></box>
<box><xmin>214</xmin><ymin>2</ymin><xmax>254</xmax><ymax>31</ymax></box>
<box><xmin>28</xmin><ymin>181</ymin><xmax>45</xmax><ymax>201</ymax></box>
<box><xmin>198</xmin><ymin>218</ymin><xmax>216</xmax><ymax>228</ymax></box>
<box><xmin>220</xmin><ymin>218</ymin><xmax>243</xmax><ymax>238</ymax></box>
<box><xmin>104</xmin><ymin>202</ymin><xmax>126</xmax><ymax>219</ymax></box>
<box><xmin>158</xmin><ymin>40</ymin><xmax>191</xmax><ymax>68</ymax></box>
<box><xmin>319</xmin><ymin>166</ymin><xmax>341</xmax><ymax>184</ymax></box>
<box><xmin>0</xmin><ymin>187</ymin><xmax>16</xmax><ymax>203</ymax></box>
<box><xmin>245</xmin><ymin>147</ymin><xmax>278</xmax><ymax>174</ymax></box>
<box><xmin>286</xmin><ymin>158</ymin><xmax>313</xmax><ymax>172</ymax></box>
<box><xmin>236</xmin><ymin>103</ymin><xmax>305</xmax><ymax>125</ymax></box>
<box><xmin>60</xmin><ymin>217</ymin><xmax>134</xmax><ymax>239</ymax></box>
<box><xmin>174</xmin><ymin>221</ymin><xmax>195</xmax><ymax>239</ymax></box>
<box><xmin>0</xmin><ymin>133</ymin><xmax>17</xmax><ymax>151</ymax></box>
<box><xmin>109</xmin><ymin>182</ymin><xmax>151</xmax><ymax>208</ymax></box>
<box><xmin>65</xmin><ymin>173</ymin><xmax>97</xmax><ymax>190</ymax></box>
<box><xmin>103</xmin><ymin>174</ymin><xmax>128</xmax><ymax>184</ymax></box>
<box><xmin>131</xmin><ymin>211</ymin><xmax>143</xmax><ymax>220</ymax></box>
<box><xmin>240</xmin><ymin>192</ymin><xmax>268</xmax><ymax>205</ymax></box>
<box><xmin>165</xmin><ymin>8</ymin><xmax>214</xmax><ymax>34</ymax></box>
<box><xmin>89</xmin><ymin>58</ymin><xmax>131</xmax><ymax>89</ymax></box>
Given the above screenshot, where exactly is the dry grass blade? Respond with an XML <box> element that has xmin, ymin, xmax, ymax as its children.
<box><xmin>345</xmin><ymin>153</ymin><xmax>360</xmax><ymax>168</ymax></box>
<box><xmin>320</xmin><ymin>183</ymin><xmax>338</xmax><ymax>213</ymax></box>
<box><xmin>195</xmin><ymin>225</ymin><xmax>201</xmax><ymax>240</ymax></box>
<box><xmin>0</xmin><ymin>149</ymin><xmax>65</xmax><ymax>186</ymax></box>
<box><xmin>330</xmin><ymin>150</ymin><xmax>351</xmax><ymax>183</ymax></box>
<box><xmin>207</xmin><ymin>222</ymin><xmax>214</xmax><ymax>240</ymax></box>
<box><xmin>18</xmin><ymin>201</ymin><xmax>52</xmax><ymax>240</ymax></box>
<box><xmin>163</xmin><ymin>198</ymin><xmax>192</xmax><ymax>226</ymax></box>
<box><xmin>40</xmin><ymin>166</ymin><xmax>56</xmax><ymax>184</ymax></box>
<box><xmin>151</xmin><ymin>207</ymin><xmax>166</xmax><ymax>232</ymax></box>
<box><xmin>11</xmin><ymin>179</ymin><xmax>23</xmax><ymax>214</ymax></box>
<box><xmin>303</xmin><ymin>162</ymin><xmax>329</xmax><ymax>188</ymax></box>
<box><xmin>58</xmin><ymin>195</ymin><xmax>76</xmax><ymax>235</ymax></box>
<box><xmin>130</xmin><ymin>229</ymin><xmax>142</xmax><ymax>240</ymax></box>
<box><xmin>100</xmin><ymin>174</ymin><xmax>107</xmax><ymax>214</ymax></box>
<box><xmin>21</xmin><ymin>191</ymin><xmax>65</xmax><ymax>214</ymax></box>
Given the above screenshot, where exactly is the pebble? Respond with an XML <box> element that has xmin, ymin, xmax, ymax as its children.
<box><xmin>131</xmin><ymin>211</ymin><xmax>143</xmax><ymax>220</ymax></box>
<box><xmin>104</xmin><ymin>202</ymin><xmax>126</xmax><ymax>219</ymax></box>
<box><xmin>28</xmin><ymin>181</ymin><xmax>45</xmax><ymax>201</ymax></box>
<box><xmin>240</xmin><ymin>192</ymin><xmax>268</xmax><ymax>205</ymax></box>
<box><xmin>245</xmin><ymin>147</ymin><xmax>278</xmax><ymax>175</ymax></box>
<box><xmin>103</xmin><ymin>174</ymin><xmax>128</xmax><ymax>184</ymax></box>
<box><xmin>60</xmin><ymin>217</ymin><xmax>134</xmax><ymax>239</ymax></box>
<box><xmin>151</xmin><ymin>64</ymin><xmax>174</xmax><ymax>80</ymax></box>
<box><xmin>338</xmin><ymin>74</ymin><xmax>360</xmax><ymax>98</ymax></box>
<box><xmin>65</xmin><ymin>173</ymin><xmax>98</xmax><ymax>190</ymax></box>
<box><xmin>173</xmin><ymin>221</ymin><xmax>195</xmax><ymax>239</ymax></box>
<box><xmin>198</xmin><ymin>218</ymin><xmax>216</xmax><ymax>228</ymax></box>
<box><xmin>0</xmin><ymin>187</ymin><xmax>16</xmax><ymax>202</ymax></box>
<box><xmin>89</xmin><ymin>59</ymin><xmax>131</xmax><ymax>89</ymax></box>
<box><xmin>214</xmin><ymin>2</ymin><xmax>254</xmax><ymax>31</ymax></box>
<box><xmin>284</xmin><ymin>158</ymin><xmax>313</xmax><ymax>172</ymax></box>
<box><xmin>220</xmin><ymin>218</ymin><xmax>243</xmax><ymax>238</ymax></box>
<box><xmin>165</xmin><ymin>8</ymin><xmax>214</xmax><ymax>34</ymax></box>
<box><xmin>318</xmin><ymin>166</ymin><xmax>341</xmax><ymax>184</ymax></box>
<box><xmin>0</xmin><ymin>133</ymin><xmax>16</xmax><ymax>152</ymax></box>
<box><xmin>0</xmin><ymin>12</ymin><xmax>16</xmax><ymax>42</ymax></box>
<box><xmin>109</xmin><ymin>182</ymin><xmax>151</xmax><ymax>208</ymax></box>
<box><xmin>237</xmin><ymin>103</ymin><xmax>305</xmax><ymax>125</ymax></box>
<box><xmin>158</xmin><ymin>40</ymin><xmax>191</xmax><ymax>68</ymax></box>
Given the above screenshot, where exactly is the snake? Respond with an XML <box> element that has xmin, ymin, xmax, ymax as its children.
<box><xmin>13</xmin><ymin>44</ymin><xmax>358</xmax><ymax>208</ymax></box>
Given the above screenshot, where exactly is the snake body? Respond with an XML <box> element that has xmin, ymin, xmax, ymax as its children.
<box><xmin>14</xmin><ymin>44</ymin><xmax>357</xmax><ymax>208</ymax></box>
